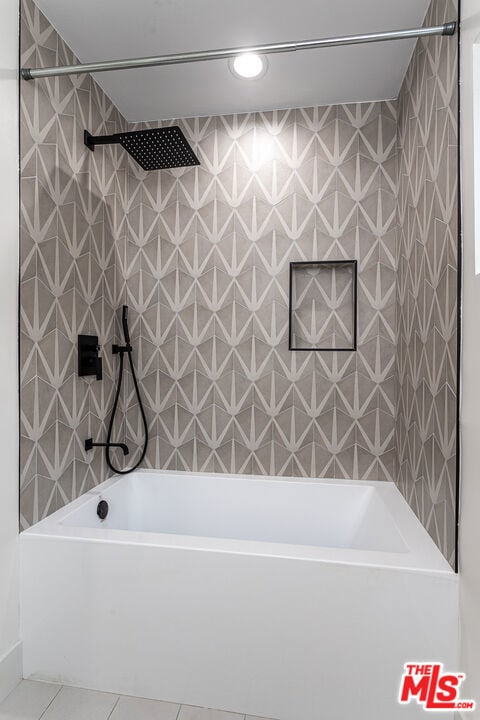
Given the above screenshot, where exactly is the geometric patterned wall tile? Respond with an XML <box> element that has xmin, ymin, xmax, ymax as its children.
<box><xmin>120</xmin><ymin>101</ymin><xmax>399</xmax><ymax>486</ymax></box>
<box><xmin>395</xmin><ymin>0</ymin><xmax>458</xmax><ymax>567</ymax></box>
<box><xmin>19</xmin><ymin>0</ymin><xmax>126</xmax><ymax>528</ymax></box>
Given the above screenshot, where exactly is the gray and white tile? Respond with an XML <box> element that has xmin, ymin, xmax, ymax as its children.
<box><xmin>0</xmin><ymin>680</ymin><xmax>61</xmax><ymax>720</ymax></box>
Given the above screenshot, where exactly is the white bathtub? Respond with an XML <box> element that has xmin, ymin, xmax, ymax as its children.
<box><xmin>20</xmin><ymin>470</ymin><xmax>458</xmax><ymax>720</ymax></box>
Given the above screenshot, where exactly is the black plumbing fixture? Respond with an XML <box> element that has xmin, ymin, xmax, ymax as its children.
<box><xmin>84</xmin><ymin>127</ymin><xmax>200</xmax><ymax>171</ymax></box>
<box><xmin>97</xmin><ymin>500</ymin><xmax>109</xmax><ymax>520</ymax></box>
<box><xmin>85</xmin><ymin>438</ymin><xmax>129</xmax><ymax>455</ymax></box>
<box><xmin>105</xmin><ymin>305</ymin><xmax>149</xmax><ymax>474</ymax></box>
<box><xmin>78</xmin><ymin>334</ymin><xmax>102</xmax><ymax>380</ymax></box>
<box><xmin>83</xmin><ymin>306</ymin><xmax>148</xmax><ymax>473</ymax></box>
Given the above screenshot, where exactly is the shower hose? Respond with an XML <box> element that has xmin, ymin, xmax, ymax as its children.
<box><xmin>106</xmin><ymin>306</ymin><xmax>149</xmax><ymax>474</ymax></box>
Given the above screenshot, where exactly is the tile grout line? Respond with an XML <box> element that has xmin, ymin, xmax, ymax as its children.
<box><xmin>105</xmin><ymin>693</ymin><xmax>121</xmax><ymax>720</ymax></box>
<box><xmin>37</xmin><ymin>683</ymin><xmax>64</xmax><ymax>720</ymax></box>
<box><xmin>175</xmin><ymin>704</ymin><xmax>248</xmax><ymax>720</ymax></box>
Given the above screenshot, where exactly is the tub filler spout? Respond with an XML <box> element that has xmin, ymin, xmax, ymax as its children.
<box><xmin>84</xmin><ymin>438</ymin><xmax>129</xmax><ymax>456</ymax></box>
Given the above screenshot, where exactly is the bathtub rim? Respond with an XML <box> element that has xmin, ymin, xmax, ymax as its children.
<box><xmin>20</xmin><ymin>469</ymin><xmax>455</xmax><ymax>576</ymax></box>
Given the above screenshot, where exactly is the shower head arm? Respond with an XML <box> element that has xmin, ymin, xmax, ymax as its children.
<box><xmin>84</xmin><ymin>129</ymin><xmax>122</xmax><ymax>152</ymax></box>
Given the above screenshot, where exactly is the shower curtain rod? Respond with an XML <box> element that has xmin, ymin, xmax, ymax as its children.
<box><xmin>21</xmin><ymin>21</ymin><xmax>456</xmax><ymax>81</ymax></box>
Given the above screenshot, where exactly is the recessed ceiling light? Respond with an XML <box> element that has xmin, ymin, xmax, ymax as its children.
<box><xmin>230</xmin><ymin>53</ymin><xmax>267</xmax><ymax>79</ymax></box>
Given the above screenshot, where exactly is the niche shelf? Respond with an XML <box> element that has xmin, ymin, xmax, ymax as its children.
<box><xmin>289</xmin><ymin>260</ymin><xmax>357</xmax><ymax>351</ymax></box>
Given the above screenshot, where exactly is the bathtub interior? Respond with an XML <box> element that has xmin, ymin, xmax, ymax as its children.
<box><xmin>58</xmin><ymin>472</ymin><xmax>406</xmax><ymax>553</ymax></box>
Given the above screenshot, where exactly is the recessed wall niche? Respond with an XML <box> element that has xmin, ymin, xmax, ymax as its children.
<box><xmin>289</xmin><ymin>261</ymin><xmax>357</xmax><ymax>351</ymax></box>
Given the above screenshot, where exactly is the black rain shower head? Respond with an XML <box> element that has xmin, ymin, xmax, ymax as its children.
<box><xmin>84</xmin><ymin>127</ymin><xmax>200</xmax><ymax>171</ymax></box>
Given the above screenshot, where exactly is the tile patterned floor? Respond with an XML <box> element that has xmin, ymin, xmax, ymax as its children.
<box><xmin>0</xmin><ymin>681</ymin><xmax>274</xmax><ymax>720</ymax></box>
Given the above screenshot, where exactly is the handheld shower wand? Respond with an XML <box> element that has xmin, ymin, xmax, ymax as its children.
<box><xmin>106</xmin><ymin>305</ymin><xmax>149</xmax><ymax>474</ymax></box>
<box><xmin>122</xmin><ymin>305</ymin><xmax>131</xmax><ymax>346</ymax></box>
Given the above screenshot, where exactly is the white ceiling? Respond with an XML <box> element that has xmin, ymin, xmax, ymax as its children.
<box><xmin>33</xmin><ymin>0</ymin><xmax>432</xmax><ymax>122</ymax></box>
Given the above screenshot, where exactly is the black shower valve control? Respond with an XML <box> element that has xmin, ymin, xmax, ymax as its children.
<box><xmin>78</xmin><ymin>334</ymin><xmax>103</xmax><ymax>381</ymax></box>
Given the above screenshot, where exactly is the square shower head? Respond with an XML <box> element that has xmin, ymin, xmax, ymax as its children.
<box><xmin>117</xmin><ymin>126</ymin><xmax>200</xmax><ymax>171</ymax></box>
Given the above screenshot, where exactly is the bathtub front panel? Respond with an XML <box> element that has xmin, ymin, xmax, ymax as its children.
<box><xmin>20</xmin><ymin>530</ymin><xmax>458</xmax><ymax>720</ymax></box>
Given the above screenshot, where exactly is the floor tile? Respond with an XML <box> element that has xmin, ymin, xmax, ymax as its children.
<box><xmin>109</xmin><ymin>695</ymin><xmax>180</xmax><ymax>720</ymax></box>
<box><xmin>178</xmin><ymin>706</ymin><xmax>244</xmax><ymax>720</ymax></box>
<box><xmin>39</xmin><ymin>686</ymin><xmax>118</xmax><ymax>720</ymax></box>
<box><xmin>0</xmin><ymin>680</ymin><xmax>61</xmax><ymax>720</ymax></box>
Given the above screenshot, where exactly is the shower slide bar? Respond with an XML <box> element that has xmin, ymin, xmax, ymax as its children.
<box><xmin>21</xmin><ymin>22</ymin><xmax>456</xmax><ymax>81</ymax></box>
